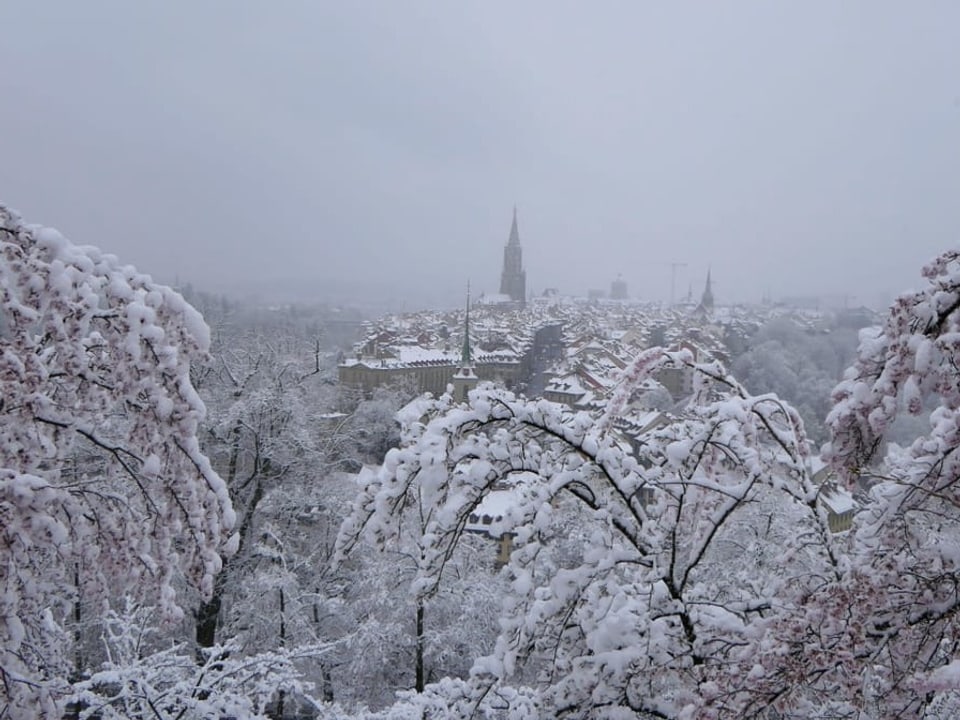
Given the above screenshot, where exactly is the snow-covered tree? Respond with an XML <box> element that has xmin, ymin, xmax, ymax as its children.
<box><xmin>191</xmin><ymin>338</ymin><xmax>326</xmax><ymax>651</ymax></box>
<box><xmin>672</xmin><ymin>251</ymin><xmax>960</xmax><ymax>718</ymax></box>
<box><xmin>0</xmin><ymin>206</ymin><xmax>235</xmax><ymax>717</ymax></box>
<box><xmin>220</xmin><ymin>472</ymin><xmax>358</xmax><ymax>707</ymax></box>
<box><xmin>337</xmin><ymin>348</ymin><xmax>836</xmax><ymax>717</ymax></box>
<box><xmin>336</xmin><ymin>500</ymin><xmax>504</xmax><ymax>709</ymax></box>
<box><xmin>190</xmin><ymin>325</ymin><xmax>410</xmax><ymax>706</ymax></box>
<box><xmin>69</xmin><ymin>602</ymin><xmax>331</xmax><ymax>720</ymax></box>
<box><xmin>814</xmin><ymin>248</ymin><xmax>960</xmax><ymax>716</ymax></box>
<box><xmin>731</xmin><ymin>317</ymin><xmax>858</xmax><ymax>446</ymax></box>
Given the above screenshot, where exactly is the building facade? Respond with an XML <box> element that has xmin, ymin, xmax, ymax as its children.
<box><xmin>338</xmin><ymin>354</ymin><xmax>520</xmax><ymax>397</ymax></box>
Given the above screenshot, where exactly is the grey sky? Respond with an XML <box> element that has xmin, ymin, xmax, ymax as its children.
<box><xmin>1</xmin><ymin>2</ymin><xmax>958</xmax><ymax>309</ymax></box>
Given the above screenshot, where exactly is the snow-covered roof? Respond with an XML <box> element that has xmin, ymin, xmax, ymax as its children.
<box><xmin>545</xmin><ymin>375</ymin><xmax>587</xmax><ymax>396</ymax></box>
<box><xmin>397</xmin><ymin>347</ymin><xmax>458</xmax><ymax>364</ymax></box>
<box><xmin>464</xmin><ymin>490</ymin><xmax>516</xmax><ymax>538</ymax></box>
<box><xmin>477</xmin><ymin>293</ymin><xmax>514</xmax><ymax>305</ymax></box>
<box><xmin>809</xmin><ymin>455</ymin><xmax>829</xmax><ymax>479</ymax></box>
<box><xmin>820</xmin><ymin>486</ymin><xmax>857</xmax><ymax>515</ymax></box>
<box><xmin>631</xmin><ymin>410</ymin><xmax>667</xmax><ymax>431</ymax></box>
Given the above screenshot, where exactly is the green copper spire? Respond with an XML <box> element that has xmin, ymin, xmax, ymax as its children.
<box><xmin>461</xmin><ymin>281</ymin><xmax>472</xmax><ymax>366</ymax></box>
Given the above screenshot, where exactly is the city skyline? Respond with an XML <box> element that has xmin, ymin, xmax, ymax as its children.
<box><xmin>2</xmin><ymin>2</ymin><xmax>957</xmax><ymax>310</ymax></box>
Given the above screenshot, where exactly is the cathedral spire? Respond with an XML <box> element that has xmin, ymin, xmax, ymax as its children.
<box><xmin>508</xmin><ymin>205</ymin><xmax>520</xmax><ymax>246</ymax></box>
<box><xmin>500</xmin><ymin>206</ymin><xmax>526</xmax><ymax>306</ymax></box>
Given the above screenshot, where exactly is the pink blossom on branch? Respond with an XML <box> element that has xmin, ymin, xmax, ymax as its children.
<box><xmin>0</xmin><ymin>205</ymin><xmax>236</xmax><ymax>717</ymax></box>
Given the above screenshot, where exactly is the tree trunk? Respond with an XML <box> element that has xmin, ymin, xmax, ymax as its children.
<box><xmin>195</xmin><ymin>573</ymin><xmax>224</xmax><ymax>651</ymax></box>
<box><xmin>314</xmin><ymin>591</ymin><xmax>335</xmax><ymax>702</ymax></box>
<box><xmin>415</xmin><ymin>600</ymin><xmax>425</xmax><ymax>693</ymax></box>
<box><xmin>196</xmin><ymin>473</ymin><xmax>264</xmax><ymax>651</ymax></box>
<box><xmin>196</xmin><ymin>420</ymin><xmax>245</xmax><ymax>652</ymax></box>
<box><xmin>73</xmin><ymin>567</ymin><xmax>83</xmax><ymax>678</ymax></box>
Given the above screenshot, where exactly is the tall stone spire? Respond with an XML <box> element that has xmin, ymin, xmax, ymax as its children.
<box><xmin>508</xmin><ymin>205</ymin><xmax>520</xmax><ymax>246</ymax></box>
<box><xmin>453</xmin><ymin>281</ymin><xmax>478</xmax><ymax>402</ymax></box>
<box><xmin>499</xmin><ymin>206</ymin><xmax>526</xmax><ymax>307</ymax></box>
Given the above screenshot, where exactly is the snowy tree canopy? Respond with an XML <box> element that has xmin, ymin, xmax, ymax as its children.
<box><xmin>337</xmin><ymin>348</ymin><xmax>842</xmax><ymax>718</ymax></box>
<box><xmin>7</xmin><ymin>198</ymin><xmax>960</xmax><ymax>719</ymax></box>
<box><xmin>816</xmin><ymin>248</ymin><xmax>960</xmax><ymax>716</ymax></box>
<box><xmin>0</xmin><ymin>206</ymin><xmax>235</xmax><ymax>717</ymax></box>
<box><xmin>338</xmin><ymin>255</ymin><xmax>960</xmax><ymax>718</ymax></box>
<box><xmin>730</xmin><ymin>317</ymin><xmax>857</xmax><ymax>446</ymax></box>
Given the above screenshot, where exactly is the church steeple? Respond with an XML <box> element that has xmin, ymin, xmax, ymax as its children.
<box><xmin>696</xmin><ymin>268</ymin><xmax>715</xmax><ymax>315</ymax></box>
<box><xmin>499</xmin><ymin>206</ymin><xmax>526</xmax><ymax>307</ymax></box>
<box><xmin>460</xmin><ymin>282</ymin><xmax>473</xmax><ymax>367</ymax></box>
<box><xmin>508</xmin><ymin>205</ymin><xmax>520</xmax><ymax>247</ymax></box>
<box><xmin>452</xmin><ymin>282</ymin><xmax>479</xmax><ymax>403</ymax></box>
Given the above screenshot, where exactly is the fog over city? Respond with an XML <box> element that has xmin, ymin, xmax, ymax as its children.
<box><xmin>2</xmin><ymin>1</ymin><xmax>958</xmax><ymax>309</ymax></box>
<box><xmin>11</xmin><ymin>4</ymin><xmax>960</xmax><ymax>718</ymax></box>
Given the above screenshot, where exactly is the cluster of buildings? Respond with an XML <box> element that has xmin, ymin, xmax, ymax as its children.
<box><xmin>337</xmin><ymin>209</ymin><xmax>860</xmax><ymax>546</ymax></box>
<box><xmin>339</xmin><ymin>208</ymin><xmax>722</xmax><ymax>401</ymax></box>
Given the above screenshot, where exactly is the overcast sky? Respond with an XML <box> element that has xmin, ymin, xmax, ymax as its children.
<box><xmin>2</xmin><ymin>2</ymin><xmax>958</xmax><ymax>309</ymax></box>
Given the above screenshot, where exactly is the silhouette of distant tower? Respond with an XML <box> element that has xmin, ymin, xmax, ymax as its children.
<box><xmin>499</xmin><ymin>207</ymin><xmax>527</xmax><ymax>307</ymax></box>
<box><xmin>701</xmin><ymin>268</ymin><xmax>714</xmax><ymax>310</ymax></box>
<box><xmin>610</xmin><ymin>274</ymin><xmax>628</xmax><ymax>300</ymax></box>
<box><xmin>694</xmin><ymin>268</ymin><xmax>715</xmax><ymax>317</ymax></box>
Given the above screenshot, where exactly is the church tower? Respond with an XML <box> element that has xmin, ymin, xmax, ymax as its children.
<box><xmin>499</xmin><ymin>207</ymin><xmax>527</xmax><ymax>307</ymax></box>
<box><xmin>452</xmin><ymin>284</ymin><xmax>479</xmax><ymax>403</ymax></box>
<box><xmin>701</xmin><ymin>268</ymin><xmax>715</xmax><ymax>310</ymax></box>
<box><xmin>695</xmin><ymin>268</ymin><xmax>715</xmax><ymax>317</ymax></box>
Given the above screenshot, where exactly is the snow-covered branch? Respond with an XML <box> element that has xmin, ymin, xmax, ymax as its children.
<box><xmin>0</xmin><ymin>206</ymin><xmax>235</xmax><ymax>717</ymax></box>
<box><xmin>337</xmin><ymin>352</ymin><xmax>829</xmax><ymax>717</ymax></box>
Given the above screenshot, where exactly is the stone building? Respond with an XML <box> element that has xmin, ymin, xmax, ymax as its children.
<box><xmin>338</xmin><ymin>349</ymin><xmax>522</xmax><ymax>398</ymax></box>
